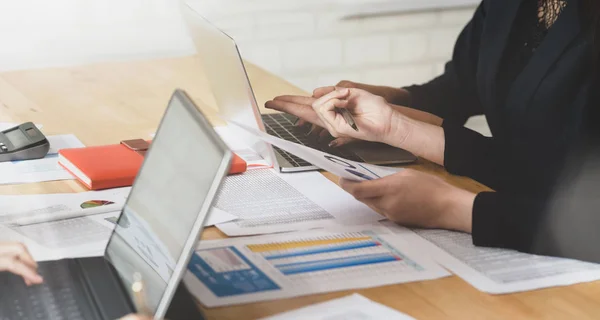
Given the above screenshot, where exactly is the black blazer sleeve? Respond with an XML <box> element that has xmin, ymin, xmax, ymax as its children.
<box><xmin>403</xmin><ymin>2</ymin><xmax>486</xmax><ymax>124</ymax></box>
<box><xmin>442</xmin><ymin>120</ymin><xmax>532</xmax><ymax>191</ymax></box>
<box><xmin>442</xmin><ymin>119</ymin><xmax>566</xmax><ymax>192</ymax></box>
<box><xmin>472</xmin><ymin>191</ymin><xmax>548</xmax><ymax>253</ymax></box>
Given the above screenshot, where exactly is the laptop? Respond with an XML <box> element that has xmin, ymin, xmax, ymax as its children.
<box><xmin>181</xmin><ymin>3</ymin><xmax>417</xmax><ymax>173</ymax></box>
<box><xmin>0</xmin><ymin>89</ymin><xmax>232</xmax><ymax>320</ymax></box>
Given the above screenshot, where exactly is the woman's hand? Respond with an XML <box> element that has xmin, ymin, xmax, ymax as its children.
<box><xmin>339</xmin><ymin>169</ymin><xmax>475</xmax><ymax>233</ymax></box>
<box><xmin>314</xmin><ymin>82</ymin><xmax>442</xmax><ymax>127</ymax></box>
<box><xmin>313</xmin><ymin>80</ymin><xmax>412</xmax><ymax>105</ymax></box>
<box><xmin>0</xmin><ymin>242</ymin><xmax>43</xmax><ymax>286</ymax></box>
<box><xmin>264</xmin><ymin>94</ymin><xmax>356</xmax><ymax>147</ymax></box>
<box><xmin>265</xmin><ymin>80</ymin><xmax>410</xmax><ymax>128</ymax></box>
<box><xmin>311</xmin><ymin>87</ymin><xmax>407</xmax><ymax>145</ymax></box>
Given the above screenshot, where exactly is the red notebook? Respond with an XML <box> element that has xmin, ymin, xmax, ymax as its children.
<box><xmin>58</xmin><ymin>139</ymin><xmax>246</xmax><ymax>190</ymax></box>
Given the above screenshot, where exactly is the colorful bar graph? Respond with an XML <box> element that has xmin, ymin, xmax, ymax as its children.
<box><xmin>244</xmin><ymin>235</ymin><xmax>405</xmax><ymax>276</ymax></box>
<box><xmin>275</xmin><ymin>253</ymin><xmax>401</xmax><ymax>275</ymax></box>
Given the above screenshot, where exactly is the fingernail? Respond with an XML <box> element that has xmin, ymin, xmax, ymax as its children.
<box><xmin>329</xmin><ymin>140</ymin><xmax>338</xmax><ymax>148</ymax></box>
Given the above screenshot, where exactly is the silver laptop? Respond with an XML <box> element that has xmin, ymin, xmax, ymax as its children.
<box><xmin>181</xmin><ymin>3</ymin><xmax>417</xmax><ymax>173</ymax></box>
<box><xmin>1</xmin><ymin>89</ymin><xmax>232</xmax><ymax>320</ymax></box>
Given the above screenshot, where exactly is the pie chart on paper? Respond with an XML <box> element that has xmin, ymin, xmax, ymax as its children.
<box><xmin>80</xmin><ymin>200</ymin><xmax>115</xmax><ymax>209</ymax></box>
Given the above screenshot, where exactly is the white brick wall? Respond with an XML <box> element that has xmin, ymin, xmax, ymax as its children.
<box><xmin>187</xmin><ymin>0</ymin><xmax>476</xmax><ymax>92</ymax></box>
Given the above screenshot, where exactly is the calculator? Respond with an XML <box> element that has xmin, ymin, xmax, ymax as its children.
<box><xmin>0</xmin><ymin>122</ymin><xmax>50</xmax><ymax>162</ymax></box>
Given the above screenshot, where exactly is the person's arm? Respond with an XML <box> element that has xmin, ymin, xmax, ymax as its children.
<box><xmin>471</xmin><ymin>192</ymin><xmax>548</xmax><ymax>253</ymax></box>
<box><xmin>441</xmin><ymin>121</ymin><xmax>509</xmax><ymax>190</ymax></box>
<box><xmin>402</xmin><ymin>1</ymin><xmax>488</xmax><ymax>124</ymax></box>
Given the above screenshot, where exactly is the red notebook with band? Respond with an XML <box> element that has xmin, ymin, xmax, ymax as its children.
<box><xmin>58</xmin><ymin>139</ymin><xmax>246</xmax><ymax>190</ymax></box>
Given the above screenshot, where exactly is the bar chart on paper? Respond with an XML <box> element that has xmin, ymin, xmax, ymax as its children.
<box><xmin>186</xmin><ymin>231</ymin><xmax>449</xmax><ymax>307</ymax></box>
<box><xmin>249</xmin><ymin>236</ymin><xmax>406</xmax><ymax>276</ymax></box>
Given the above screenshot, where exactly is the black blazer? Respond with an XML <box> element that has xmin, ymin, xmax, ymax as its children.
<box><xmin>403</xmin><ymin>0</ymin><xmax>598</xmax><ymax>258</ymax></box>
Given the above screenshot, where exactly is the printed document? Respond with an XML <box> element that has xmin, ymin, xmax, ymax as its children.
<box><xmin>0</xmin><ymin>134</ymin><xmax>85</xmax><ymax>184</ymax></box>
<box><xmin>0</xmin><ymin>188</ymin><xmax>130</xmax><ymax>261</ymax></box>
<box><xmin>214</xmin><ymin>169</ymin><xmax>384</xmax><ymax>236</ymax></box>
<box><xmin>0</xmin><ymin>187</ymin><xmax>130</xmax><ymax>225</ymax></box>
<box><xmin>183</xmin><ymin>226</ymin><xmax>449</xmax><ymax>307</ymax></box>
<box><xmin>0</xmin><ymin>188</ymin><xmax>236</xmax><ymax>261</ymax></box>
<box><xmin>0</xmin><ymin>211</ymin><xmax>119</xmax><ymax>261</ymax></box>
<box><xmin>384</xmin><ymin>222</ymin><xmax>600</xmax><ymax>294</ymax></box>
<box><xmin>229</xmin><ymin>121</ymin><xmax>399</xmax><ymax>180</ymax></box>
<box><xmin>260</xmin><ymin>293</ymin><xmax>415</xmax><ymax>320</ymax></box>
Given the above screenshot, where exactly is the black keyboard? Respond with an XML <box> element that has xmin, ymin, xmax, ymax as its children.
<box><xmin>261</xmin><ymin>113</ymin><xmax>362</xmax><ymax>167</ymax></box>
<box><xmin>0</xmin><ymin>260</ymin><xmax>92</xmax><ymax>320</ymax></box>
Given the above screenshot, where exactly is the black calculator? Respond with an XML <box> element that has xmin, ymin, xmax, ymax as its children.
<box><xmin>0</xmin><ymin>122</ymin><xmax>50</xmax><ymax>162</ymax></box>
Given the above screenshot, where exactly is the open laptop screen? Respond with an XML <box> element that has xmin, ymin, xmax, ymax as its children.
<box><xmin>105</xmin><ymin>90</ymin><xmax>230</xmax><ymax>316</ymax></box>
<box><xmin>181</xmin><ymin>2</ymin><xmax>277</xmax><ymax>169</ymax></box>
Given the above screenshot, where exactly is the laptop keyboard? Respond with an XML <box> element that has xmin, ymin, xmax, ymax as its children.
<box><xmin>261</xmin><ymin>113</ymin><xmax>362</xmax><ymax>167</ymax></box>
<box><xmin>0</xmin><ymin>260</ymin><xmax>90</xmax><ymax>320</ymax></box>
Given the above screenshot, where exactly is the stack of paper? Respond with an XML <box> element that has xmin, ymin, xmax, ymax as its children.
<box><xmin>379</xmin><ymin>221</ymin><xmax>600</xmax><ymax>293</ymax></box>
<box><xmin>213</xmin><ymin>169</ymin><xmax>384</xmax><ymax>236</ymax></box>
<box><xmin>0</xmin><ymin>133</ymin><xmax>85</xmax><ymax>185</ymax></box>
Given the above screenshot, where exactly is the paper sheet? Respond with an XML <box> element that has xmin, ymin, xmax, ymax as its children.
<box><xmin>214</xmin><ymin>126</ymin><xmax>270</xmax><ymax>168</ymax></box>
<box><xmin>229</xmin><ymin>121</ymin><xmax>398</xmax><ymax>180</ymax></box>
<box><xmin>381</xmin><ymin>221</ymin><xmax>600</xmax><ymax>294</ymax></box>
<box><xmin>260</xmin><ymin>293</ymin><xmax>415</xmax><ymax>320</ymax></box>
<box><xmin>0</xmin><ymin>188</ymin><xmax>130</xmax><ymax>261</ymax></box>
<box><xmin>0</xmin><ymin>134</ymin><xmax>85</xmax><ymax>184</ymax></box>
<box><xmin>0</xmin><ymin>211</ymin><xmax>119</xmax><ymax>261</ymax></box>
<box><xmin>184</xmin><ymin>226</ymin><xmax>449</xmax><ymax>307</ymax></box>
<box><xmin>205</xmin><ymin>207</ymin><xmax>237</xmax><ymax>226</ymax></box>
<box><xmin>214</xmin><ymin>169</ymin><xmax>384</xmax><ymax>236</ymax></box>
<box><xmin>0</xmin><ymin>186</ymin><xmax>236</xmax><ymax>261</ymax></box>
<box><xmin>0</xmin><ymin>187</ymin><xmax>130</xmax><ymax>225</ymax></box>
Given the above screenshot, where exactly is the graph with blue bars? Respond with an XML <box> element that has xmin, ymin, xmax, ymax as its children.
<box><xmin>246</xmin><ymin>234</ymin><xmax>410</xmax><ymax>276</ymax></box>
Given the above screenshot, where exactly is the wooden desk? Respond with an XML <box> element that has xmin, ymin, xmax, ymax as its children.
<box><xmin>0</xmin><ymin>56</ymin><xmax>598</xmax><ymax>320</ymax></box>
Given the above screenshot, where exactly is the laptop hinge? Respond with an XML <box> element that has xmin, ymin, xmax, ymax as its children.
<box><xmin>68</xmin><ymin>259</ymin><xmax>104</xmax><ymax>320</ymax></box>
<box><xmin>77</xmin><ymin>257</ymin><xmax>135</xmax><ymax>320</ymax></box>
